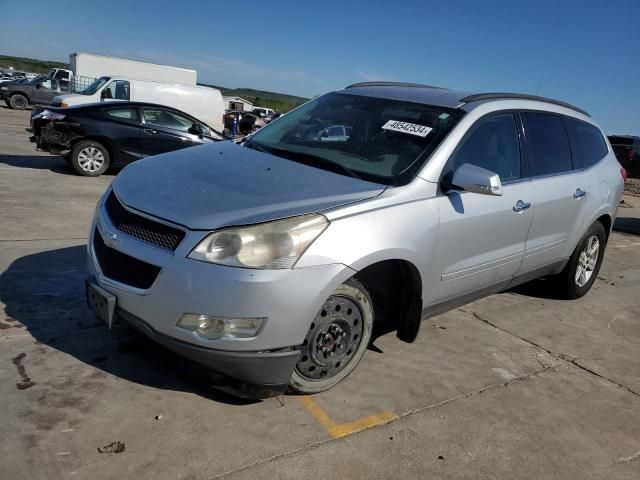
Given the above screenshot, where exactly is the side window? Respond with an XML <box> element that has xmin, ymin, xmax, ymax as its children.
<box><xmin>446</xmin><ymin>113</ymin><xmax>521</xmax><ymax>182</ymax></box>
<box><xmin>563</xmin><ymin>117</ymin><xmax>608</xmax><ymax>169</ymax></box>
<box><xmin>40</xmin><ymin>79</ymin><xmax>52</xmax><ymax>89</ymax></box>
<box><xmin>104</xmin><ymin>107</ymin><xmax>139</xmax><ymax>122</ymax></box>
<box><xmin>522</xmin><ymin>112</ymin><xmax>572</xmax><ymax>176</ymax></box>
<box><xmin>327</xmin><ymin>126</ymin><xmax>343</xmax><ymax>137</ymax></box>
<box><xmin>143</xmin><ymin>108</ymin><xmax>194</xmax><ymax>132</ymax></box>
<box><xmin>102</xmin><ymin>80</ymin><xmax>130</xmax><ymax>100</ymax></box>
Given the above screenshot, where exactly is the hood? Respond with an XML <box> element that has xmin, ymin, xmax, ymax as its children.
<box><xmin>53</xmin><ymin>93</ymin><xmax>90</xmax><ymax>105</ymax></box>
<box><xmin>112</xmin><ymin>142</ymin><xmax>386</xmax><ymax>230</ymax></box>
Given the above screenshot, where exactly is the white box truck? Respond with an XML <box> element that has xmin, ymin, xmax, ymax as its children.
<box><xmin>70</xmin><ymin>52</ymin><xmax>197</xmax><ymax>85</ymax></box>
<box><xmin>53</xmin><ymin>76</ymin><xmax>224</xmax><ymax>132</ymax></box>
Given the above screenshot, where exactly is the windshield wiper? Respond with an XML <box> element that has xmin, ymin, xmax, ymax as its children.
<box><xmin>257</xmin><ymin>145</ymin><xmax>363</xmax><ymax>180</ymax></box>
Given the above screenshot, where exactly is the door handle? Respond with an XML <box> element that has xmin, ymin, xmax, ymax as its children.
<box><xmin>513</xmin><ymin>200</ymin><xmax>531</xmax><ymax>212</ymax></box>
<box><xmin>143</xmin><ymin>129</ymin><xmax>158</xmax><ymax>135</ymax></box>
<box><xmin>573</xmin><ymin>188</ymin><xmax>587</xmax><ymax>199</ymax></box>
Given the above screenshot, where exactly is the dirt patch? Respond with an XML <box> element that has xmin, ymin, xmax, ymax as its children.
<box><xmin>12</xmin><ymin>352</ymin><xmax>35</xmax><ymax>390</ymax></box>
<box><xmin>624</xmin><ymin>178</ymin><xmax>640</xmax><ymax>196</ymax></box>
<box><xmin>97</xmin><ymin>441</ymin><xmax>126</xmax><ymax>454</ymax></box>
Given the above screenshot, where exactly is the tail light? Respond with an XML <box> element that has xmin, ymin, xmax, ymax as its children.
<box><xmin>621</xmin><ymin>167</ymin><xmax>628</xmax><ymax>180</ymax></box>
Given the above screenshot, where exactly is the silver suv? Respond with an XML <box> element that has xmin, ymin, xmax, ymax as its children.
<box><xmin>86</xmin><ymin>82</ymin><xmax>624</xmax><ymax>397</ymax></box>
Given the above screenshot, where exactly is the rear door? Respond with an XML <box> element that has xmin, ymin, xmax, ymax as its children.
<box><xmin>100</xmin><ymin>106</ymin><xmax>143</xmax><ymax>165</ymax></box>
<box><xmin>140</xmin><ymin>107</ymin><xmax>205</xmax><ymax>156</ymax></box>
<box><xmin>431</xmin><ymin>112</ymin><xmax>534</xmax><ymax>303</ymax></box>
<box><xmin>518</xmin><ymin>112</ymin><xmax>590</xmax><ymax>273</ymax></box>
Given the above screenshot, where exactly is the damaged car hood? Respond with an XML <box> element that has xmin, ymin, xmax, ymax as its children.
<box><xmin>112</xmin><ymin>141</ymin><xmax>386</xmax><ymax>230</ymax></box>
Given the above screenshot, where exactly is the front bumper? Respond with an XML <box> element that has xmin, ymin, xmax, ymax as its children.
<box><xmin>117</xmin><ymin>307</ymin><xmax>300</xmax><ymax>397</ymax></box>
<box><xmin>87</xmin><ymin>194</ymin><xmax>355</xmax><ymax>388</ymax></box>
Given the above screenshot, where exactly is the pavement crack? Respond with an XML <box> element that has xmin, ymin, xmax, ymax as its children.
<box><xmin>468</xmin><ymin>310</ymin><xmax>640</xmax><ymax>398</ymax></box>
<box><xmin>207</xmin><ymin>366</ymin><xmax>553</xmax><ymax>479</ymax></box>
<box><xmin>569</xmin><ymin>359</ymin><xmax>640</xmax><ymax>398</ymax></box>
<box><xmin>469</xmin><ymin>310</ymin><xmax>562</xmax><ymax>359</ymax></box>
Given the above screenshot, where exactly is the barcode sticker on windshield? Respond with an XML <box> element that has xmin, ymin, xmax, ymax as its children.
<box><xmin>382</xmin><ymin>120</ymin><xmax>432</xmax><ymax>137</ymax></box>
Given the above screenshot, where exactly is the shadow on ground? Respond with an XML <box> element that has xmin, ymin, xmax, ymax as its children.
<box><xmin>0</xmin><ymin>154</ymin><xmax>70</xmax><ymax>173</ymax></box>
<box><xmin>614</xmin><ymin>216</ymin><xmax>640</xmax><ymax>236</ymax></box>
<box><xmin>0</xmin><ymin>245</ymin><xmax>254</xmax><ymax>405</ymax></box>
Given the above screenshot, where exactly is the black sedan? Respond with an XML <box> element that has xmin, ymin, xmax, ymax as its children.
<box><xmin>32</xmin><ymin>102</ymin><xmax>223</xmax><ymax>176</ymax></box>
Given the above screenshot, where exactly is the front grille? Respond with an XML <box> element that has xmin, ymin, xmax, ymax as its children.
<box><xmin>93</xmin><ymin>228</ymin><xmax>161</xmax><ymax>289</ymax></box>
<box><xmin>104</xmin><ymin>191</ymin><xmax>185</xmax><ymax>251</ymax></box>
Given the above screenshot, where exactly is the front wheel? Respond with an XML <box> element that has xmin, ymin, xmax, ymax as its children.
<box><xmin>9</xmin><ymin>94</ymin><xmax>29</xmax><ymax>110</ymax></box>
<box><xmin>553</xmin><ymin>221</ymin><xmax>607</xmax><ymax>299</ymax></box>
<box><xmin>70</xmin><ymin>141</ymin><xmax>110</xmax><ymax>176</ymax></box>
<box><xmin>289</xmin><ymin>278</ymin><xmax>374</xmax><ymax>394</ymax></box>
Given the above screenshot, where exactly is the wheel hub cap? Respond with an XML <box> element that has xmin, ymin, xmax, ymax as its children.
<box><xmin>77</xmin><ymin>147</ymin><xmax>104</xmax><ymax>172</ymax></box>
<box><xmin>575</xmin><ymin>235</ymin><xmax>599</xmax><ymax>287</ymax></box>
<box><xmin>296</xmin><ymin>295</ymin><xmax>364</xmax><ymax>379</ymax></box>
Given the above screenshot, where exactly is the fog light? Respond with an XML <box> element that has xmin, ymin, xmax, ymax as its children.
<box><xmin>177</xmin><ymin>314</ymin><xmax>264</xmax><ymax>340</ymax></box>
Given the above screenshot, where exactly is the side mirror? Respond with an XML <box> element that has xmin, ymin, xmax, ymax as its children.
<box><xmin>36</xmin><ymin>83</ymin><xmax>42</xmax><ymax>89</ymax></box>
<box><xmin>450</xmin><ymin>163</ymin><xmax>503</xmax><ymax>196</ymax></box>
<box><xmin>188</xmin><ymin>123</ymin><xmax>205</xmax><ymax>136</ymax></box>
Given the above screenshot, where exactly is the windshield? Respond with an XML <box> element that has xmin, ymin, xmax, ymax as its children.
<box><xmin>81</xmin><ymin>76</ymin><xmax>110</xmax><ymax>95</ymax></box>
<box><xmin>246</xmin><ymin>92</ymin><xmax>464</xmax><ymax>184</ymax></box>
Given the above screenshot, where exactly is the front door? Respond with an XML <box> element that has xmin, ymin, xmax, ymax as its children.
<box><xmin>430</xmin><ymin>112</ymin><xmax>534</xmax><ymax>304</ymax></box>
<box><xmin>33</xmin><ymin>79</ymin><xmax>56</xmax><ymax>104</ymax></box>
<box><xmin>140</xmin><ymin>107</ymin><xmax>205</xmax><ymax>157</ymax></box>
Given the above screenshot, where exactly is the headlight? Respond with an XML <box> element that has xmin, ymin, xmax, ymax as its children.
<box><xmin>0</xmin><ymin>86</ymin><xmax>8</xmax><ymax>91</ymax></box>
<box><xmin>61</xmin><ymin>102</ymin><xmax>69</xmax><ymax>108</ymax></box>
<box><xmin>177</xmin><ymin>314</ymin><xmax>264</xmax><ymax>339</ymax></box>
<box><xmin>188</xmin><ymin>214</ymin><xmax>328</xmax><ymax>269</ymax></box>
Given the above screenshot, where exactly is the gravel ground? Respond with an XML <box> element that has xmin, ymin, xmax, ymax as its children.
<box><xmin>624</xmin><ymin>178</ymin><xmax>640</xmax><ymax>196</ymax></box>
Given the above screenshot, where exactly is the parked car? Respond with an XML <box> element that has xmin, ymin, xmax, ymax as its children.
<box><xmin>0</xmin><ymin>77</ymin><xmax>71</xmax><ymax>109</ymax></box>
<box><xmin>31</xmin><ymin>102</ymin><xmax>223</xmax><ymax>176</ymax></box>
<box><xmin>253</xmin><ymin>107</ymin><xmax>274</xmax><ymax>118</ymax></box>
<box><xmin>224</xmin><ymin>110</ymin><xmax>265</xmax><ymax>135</ymax></box>
<box><xmin>608</xmin><ymin>135</ymin><xmax>639</xmax><ymax>178</ymax></box>
<box><xmin>52</xmin><ymin>76</ymin><xmax>225</xmax><ymax>133</ymax></box>
<box><xmin>85</xmin><ymin>83</ymin><xmax>624</xmax><ymax>398</ymax></box>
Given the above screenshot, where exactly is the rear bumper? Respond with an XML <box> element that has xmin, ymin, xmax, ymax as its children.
<box><xmin>117</xmin><ymin>307</ymin><xmax>300</xmax><ymax>398</ymax></box>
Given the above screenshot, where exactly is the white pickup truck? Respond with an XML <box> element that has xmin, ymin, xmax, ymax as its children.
<box><xmin>53</xmin><ymin>76</ymin><xmax>225</xmax><ymax>133</ymax></box>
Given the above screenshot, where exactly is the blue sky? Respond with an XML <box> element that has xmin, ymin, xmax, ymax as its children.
<box><xmin>1</xmin><ymin>0</ymin><xmax>638</xmax><ymax>134</ymax></box>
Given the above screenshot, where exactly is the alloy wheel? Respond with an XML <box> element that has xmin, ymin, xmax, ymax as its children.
<box><xmin>575</xmin><ymin>235</ymin><xmax>599</xmax><ymax>287</ymax></box>
<box><xmin>77</xmin><ymin>147</ymin><xmax>105</xmax><ymax>173</ymax></box>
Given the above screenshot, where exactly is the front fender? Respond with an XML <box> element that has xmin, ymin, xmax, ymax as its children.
<box><xmin>296</xmin><ymin>196</ymin><xmax>438</xmax><ymax>297</ymax></box>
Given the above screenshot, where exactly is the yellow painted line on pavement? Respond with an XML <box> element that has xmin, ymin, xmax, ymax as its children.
<box><xmin>298</xmin><ymin>395</ymin><xmax>398</xmax><ymax>438</ymax></box>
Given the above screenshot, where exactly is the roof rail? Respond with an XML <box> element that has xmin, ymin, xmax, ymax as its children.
<box><xmin>459</xmin><ymin>92</ymin><xmax>590</xmax><ymax>117</ymax></box>
<box><xmin>346</xmin><ymin>81</ymin><xmax>447</xmax><ymax>90</ymax></box>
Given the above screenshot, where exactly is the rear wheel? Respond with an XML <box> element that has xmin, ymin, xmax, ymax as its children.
<box><xmin>553</xmin><ymin>221</ymin><xmax>606</xmax><ymax>299</ymax></box>
<box><xmin>9</xmin><ymin>94</ymin><xmax>29</xmax><ymax>110</ymax></box>
<box><xmin>289</xmin><ymin>279</ymin><xmax>374</xmax><ymax>394</ymax></box>
<box><xmin>70</xmin><ymin>141</ymin><xmax>110</xmax><ymax>177</ymax></box>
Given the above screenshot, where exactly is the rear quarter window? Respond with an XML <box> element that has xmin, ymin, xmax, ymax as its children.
<box><xmin>104</xmin><ymin>107</ymin><xmax>140</xmax><ymax>122</ymax></box>
<box><xmin>522</xmin><ymin>112</ymin><xmax>573</xmax><ymax>176</ymax></box>
<box><xmin>563</xmin><ymin>117</ymin><xmax>608</xmax><ymax>169</ymax></box>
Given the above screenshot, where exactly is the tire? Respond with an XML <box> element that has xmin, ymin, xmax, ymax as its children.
<box><xmin>70</xmin><ymin>141</ymin><xmax>110</xmax><ymax>177</ymax></box>
<box><xmin>553</xmin><ymin>221</ymin><xmax>607</xmax><ymax>299</ymax></box>
<box><xmin>289</xmin><ymin>278</ymin><xmax>374</xmax><ymax>394</ymax></box>
<box><xmin>9</xmin><ymin>94</ymin><xmax>29</xmax><ymax>110</ymax></box>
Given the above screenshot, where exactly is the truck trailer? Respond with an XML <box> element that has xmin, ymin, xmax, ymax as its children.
<box><xmin>70</xmin><ymin>52</ymin><xmax>197</xmax><ymax>86</ymax></box>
